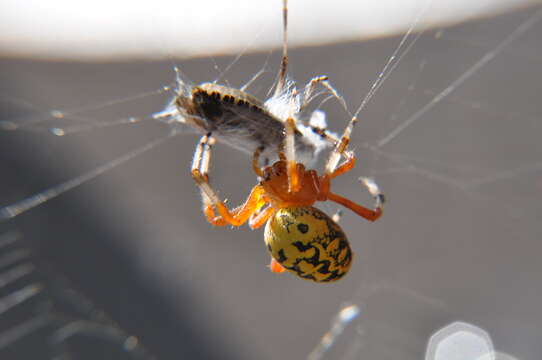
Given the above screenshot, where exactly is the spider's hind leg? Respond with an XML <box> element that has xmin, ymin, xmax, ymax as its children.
<box><xmin>321</xmin><ymin>115</ymin><xmax>385</xmax><ymax>222</ymax></box>
<box><xmin>327</xmin><ymin>177</ymin><xmax>384</xmax><ymax>222</ymax></box>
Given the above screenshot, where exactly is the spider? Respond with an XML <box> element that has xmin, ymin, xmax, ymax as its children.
<box><xmin>191</xmin><ymin>120</ymin><xmax>384</xmax><ymax>283</ymax></box>
<box><xmin>188</xmin><ymin>0</ymin><xmax>385</xmax><ymax>282</ymax></box>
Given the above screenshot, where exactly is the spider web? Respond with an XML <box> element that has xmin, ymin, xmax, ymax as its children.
<box><xmin>1</xmin><ymin>2</ymin><xmax>542</xmax><ymax>360</ymax></box>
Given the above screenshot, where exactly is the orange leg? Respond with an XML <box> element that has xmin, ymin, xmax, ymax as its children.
<box><xmin>191</xmin><ymin>134</ymin><xmax>268</xmax><ymax>227</ymax></box>
<box><xmin>317</xmin><ymin>153</ymin><xmax>356</xmax><ymax>199</ymax></box>
<box><xmin>202</xmin><ymin>185</ymin><xmax>267</xmax><ymax>227</ymax></box>
<box><xmin>269</xmin><ymin>258</ymin><xmax>287</xmax><ymax>273</ymax></box>
<box><xmin>248</xmin><ymin>206</ymin><xmax>275</xmax><ymax>230</ymax></box>
<box><xmin>204</xmin><ymin>203</ymin><xmax>258</xmax><ymax>226</ymax></box>
<box><xmin>327</xmin><ymin>191</ymin><xmax>382</xmax><ymax>222</ymax></box>
<box><xmin>203</xmin><ymin>206</ymin><xmax>229</xmax><ymax>226</ymax></box>
<box><xmin>325</xmin><ymin>116</ymin><xmax>358</xmax><ymax>175</ymax></box>
<box><xmin>328</xmin><ymin>151</ymin><xmax>356</xmax><ymax>179</ymax></box>
<box><xmin>323</xmin><ymin>158</ymin><xmax>384</xmax><ymax>222</ymax></box>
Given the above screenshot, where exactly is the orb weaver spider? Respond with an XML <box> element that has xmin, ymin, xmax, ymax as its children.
<box><xmin>192</xmin><ymin>128</ymin><xmax>384</xmax><ymax>282</ymax></box>
<box><xmin>188</xmin><ymin>0</ymin><xmax>385</xmax><ymax>282</ymax></box>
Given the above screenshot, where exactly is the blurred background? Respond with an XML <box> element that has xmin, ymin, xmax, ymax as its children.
<box><xmin>1</xmin><ymin>1</ymin><xmax>541</xmax><ymax>359</ymax></box>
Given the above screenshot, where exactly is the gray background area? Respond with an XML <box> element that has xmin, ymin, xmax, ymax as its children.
<box><xmin>1</xmin><ymin>5</ymin><xmax>541</xmax><ymax>360</ymax></box>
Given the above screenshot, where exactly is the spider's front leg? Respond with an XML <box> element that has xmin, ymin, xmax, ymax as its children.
<box><xmin>191</xmin><ymin>134</ymin><xmax>266</xmax><ymax>227</ymax></box>
<box><xmin>327</xmin><ymin>180</ymin><xmax>384</xmax><ymax>222</ymax></box>
<box><xmin>322</xmin><ymin>119</ymin><xmax>385</xmax><ymax>222</ymax></box>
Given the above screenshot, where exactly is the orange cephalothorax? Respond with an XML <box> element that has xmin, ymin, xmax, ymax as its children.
<box><xmin>260</xmin><ymin>161</ymin><xmax>322</xmax><ymax>207</ymax></box>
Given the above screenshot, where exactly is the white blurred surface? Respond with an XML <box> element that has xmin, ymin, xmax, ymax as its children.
<box><xmin>0</xmin><ymin>0</ymin><xmax>539</xmax><ymax>60</ymax></box>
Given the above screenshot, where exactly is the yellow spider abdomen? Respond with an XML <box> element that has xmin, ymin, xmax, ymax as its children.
<box><xmin>264</xmin><ymin>206</ymin><xmax>352</xmax><ymax>282</ymax></box>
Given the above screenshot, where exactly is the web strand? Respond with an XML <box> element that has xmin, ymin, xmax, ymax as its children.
<box><xmin>0</xmin><ymin>133</ymin><xmax>177</xmax><ymax>220</ymax></box>
<box><xmin>376</xmin><ymin>7</ymin><xmax>542</xmax><ymax>147</ymax></box>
